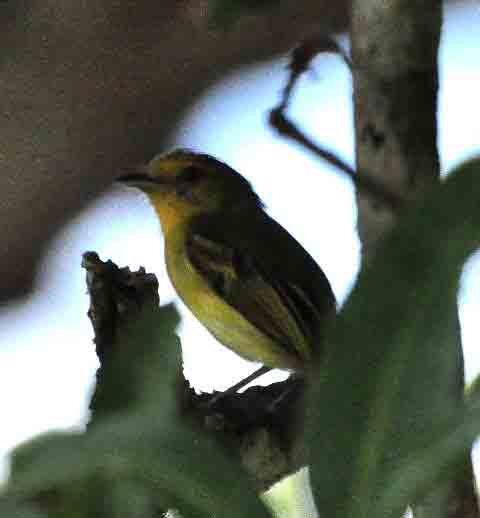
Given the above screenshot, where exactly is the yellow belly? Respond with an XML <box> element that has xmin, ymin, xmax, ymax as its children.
<box><xmin>164</xmin><ymin>226</ymin><xmax>300</xmax><ymax>370</ymax></box>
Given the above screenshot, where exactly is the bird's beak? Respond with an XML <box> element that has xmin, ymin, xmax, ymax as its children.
<box><xmin>117</xmin><ymin>165</ymin><xmax>173</xmax><ymax>193</ymax></box>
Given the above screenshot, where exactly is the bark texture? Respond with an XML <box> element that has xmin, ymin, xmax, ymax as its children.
<box><xmin>351</xmin><ymin>1</ymin><xmax>478</xmax><ymax>517</ymax></box>
<box><xmin>352</xmin><ymin>0</ymin><xmax>441</xmax><ymax>259</ymax></box>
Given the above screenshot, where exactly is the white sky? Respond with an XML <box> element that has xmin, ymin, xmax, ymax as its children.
<box><xmin>0</xmin><ymin>0</ymin><xmax>479</xmax><ymax>483</ymax></box>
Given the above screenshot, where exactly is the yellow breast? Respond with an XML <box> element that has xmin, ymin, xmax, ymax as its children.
<box><xmin>163</xmin><ymin>223</ymin><xmax>301</xmax><ymax>370</ymax></box>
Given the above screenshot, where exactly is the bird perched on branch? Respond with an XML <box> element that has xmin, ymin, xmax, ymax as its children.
<box><xmin>118</xmin><ymin>149</ymin><xmax>335</xmax><ymax>390</ymax></box>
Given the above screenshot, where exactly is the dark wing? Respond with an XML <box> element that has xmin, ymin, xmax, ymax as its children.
<box><xmin>186</xmin><ymin>226</ymin><xmax>329</xmax><ymax>362</ymax></box>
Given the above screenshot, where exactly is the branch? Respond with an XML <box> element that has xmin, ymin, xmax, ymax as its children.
<box><xmin>350</xmin><ymin>1</ymin><xmax>478</xmax><ymax>516</ymax></box>
<box><xmin>351</xmin><ymin>0</ymin><xmax>442</xmax><ymax>259</ymax></box>
<box><xmin>269</xmin><ymin>36</ymin><xmax>404</xmax><ymax>212</ymax></box>
<box><xmin>82</xmin><ymin>252</ymin><xmax>307</xmax><ymax>492</ymax></box>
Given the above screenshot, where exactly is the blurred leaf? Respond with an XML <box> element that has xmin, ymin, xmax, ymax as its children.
<box><xmin>9</xmin><ymin>431</ymin><xmax>84</xmax><ymax>485</ymax></box>
<box><xmin>0</xmin><ymin>500</ymin><xmax>46</xmax><ymax>518</ymax></box>
<box><xmin>208</xmin><ymin>0</ymin><xmax>280</xmax><ymax>28</ymax></box>
<box><xmin>91</xmin><ymin>303</ymin><xmax>181</xmax><ymax>418</ymax></box>
<box><xmin>7</xmin><ymin>412</ymin><xmax>271</xmax><ymax>518</ymax></box>
<box><xmin>378</xmin><ymin>400</ymin><xmax>480</xmax><ymax>515</ymax></box>
<box><xmin>306</xmin><ymin>157</ymin><xmax>480</xmax><ymax>518</ymax></box>
<box><xmin>6</xmin><ymin>303</ymin><xmax>270</xmax><ymax>518</ymax></box>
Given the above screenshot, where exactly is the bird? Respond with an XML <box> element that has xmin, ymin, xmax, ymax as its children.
<box><xmin>118</xmin><ymin>149</ymin><xmax>336</xmax><ymax>392</ymax></box>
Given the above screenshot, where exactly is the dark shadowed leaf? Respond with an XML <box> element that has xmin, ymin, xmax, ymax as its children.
<box><xmin>377</xmin><ymin>400</ymin><xmax>480</xmax><ymax>515</ymax></box>
<box><xmin>307</xmin><ymin>157</ymin><xmax>480</xmax><ymax>518</ymax></box>
<box><xmin>90</xmin><ymin>303</ymin><xmax>181</xmax><ymax>417</ymax></box>
<box><xmin>5</xmin><ymin>304</ymin><xmax>271</xmax><ymax>518</ymax></box>
<box><xmin>0</xmin><ymin>501</ymin><xmax>46</xmax><ymax>518</ymax></box>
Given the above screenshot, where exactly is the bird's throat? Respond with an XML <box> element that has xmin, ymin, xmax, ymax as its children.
<box><xmin>150</xmin><ymin>197</ymin><xmax>190</xmax><ymax>237</ymax></box>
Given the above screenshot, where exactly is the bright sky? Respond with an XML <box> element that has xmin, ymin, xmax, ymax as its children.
<box><xmin>0</xmin><ymin>0</ymin><xmax>478</xmax><ymax>484</ymax></box>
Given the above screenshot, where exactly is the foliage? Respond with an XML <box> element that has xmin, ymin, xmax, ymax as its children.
<box><xmin>307</xmin><ymin>157</ymin><xmax>480</xmax><ymax>517</ymax></box>
<box><xmin>2</xmin><ymin>305</ymin><xmax>270</xmax><ymax>518</ymax></box>
<box><xmin>1</xmin><ymin>157</ymin><xmax>480</xmax><ymax>516</ymax></box>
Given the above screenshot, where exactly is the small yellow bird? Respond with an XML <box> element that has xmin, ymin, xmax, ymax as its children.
<box><xmin>118</xmin><ymin>149</ymin><xmax>335</xmax><ymax>385</ymax></box>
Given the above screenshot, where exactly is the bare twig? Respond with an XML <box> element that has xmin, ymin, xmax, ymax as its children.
<box><xmin>269</xmin><ymin>36</ymin><xmax>404</xmax><ymax>212</ymax></box>
<box><xmin>269</xmin><ymin>108</ymin><xmax>403</xmax><ymax>211</ymax></box>
<box><xmin>283</xmin><ymin>36</ymin><xmax>352</xmax><ymax>108</ymax></box>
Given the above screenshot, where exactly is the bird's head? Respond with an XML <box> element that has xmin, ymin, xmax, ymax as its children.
<box><xmin>118</xmin><ymin>149</ymin><xmax>263</xmax><ymax>234</ymax></box>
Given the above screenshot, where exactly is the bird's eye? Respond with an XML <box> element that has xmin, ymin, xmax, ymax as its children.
<box><xmin>181</xmin><ymin>166</ymin><xmax>203</xmax><ymax>183</ymax></box>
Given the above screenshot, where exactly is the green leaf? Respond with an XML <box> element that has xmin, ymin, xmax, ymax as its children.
<box><xmin>377</xmin><ymin>402</ymin><xmax>480</xmax><ymax>515</ymax></box>
<box><xmin>306</xmin><ymin>157</ymin><xmax>480</xmax><ymax>518</ymax></box>
<box><xmin>7</xmin><ymin>412</ymin><xmax>271</xmax><ymax>518</ymax></box>
<box><xmin>6</xmin><ymin>302</ymin><xmax>271</xmax><ymax>518</ymax></box>
<box><xmin>91</xmin><ymin>303</ymin><xmax>181</xmax><ymax>418</ymax></box>
<box><xmin>381</xmin><ymin>359</ymin><xmax>480</xmax><ymax>515</ymax></box>
<box><xmin>120</xmin><ymin>302</ymin><xmax>181</xmax><ymax>410</ymax></box>
<box><xmin>0</xmin><ymin>500</ymin><xmax>46</xmax><ymax>518</ymax></box>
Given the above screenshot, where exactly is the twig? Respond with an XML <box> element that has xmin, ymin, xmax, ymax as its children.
<box><xmin>269</xmin><ymin>36</ymin><xmax>404</xmax><ymax>212</ymax></box>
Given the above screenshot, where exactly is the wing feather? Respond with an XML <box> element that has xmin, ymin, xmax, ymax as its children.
<box><xmin>187</xmin><ymin>233</ymin><xmax>315</xmax><ymax>361</ymax></box>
